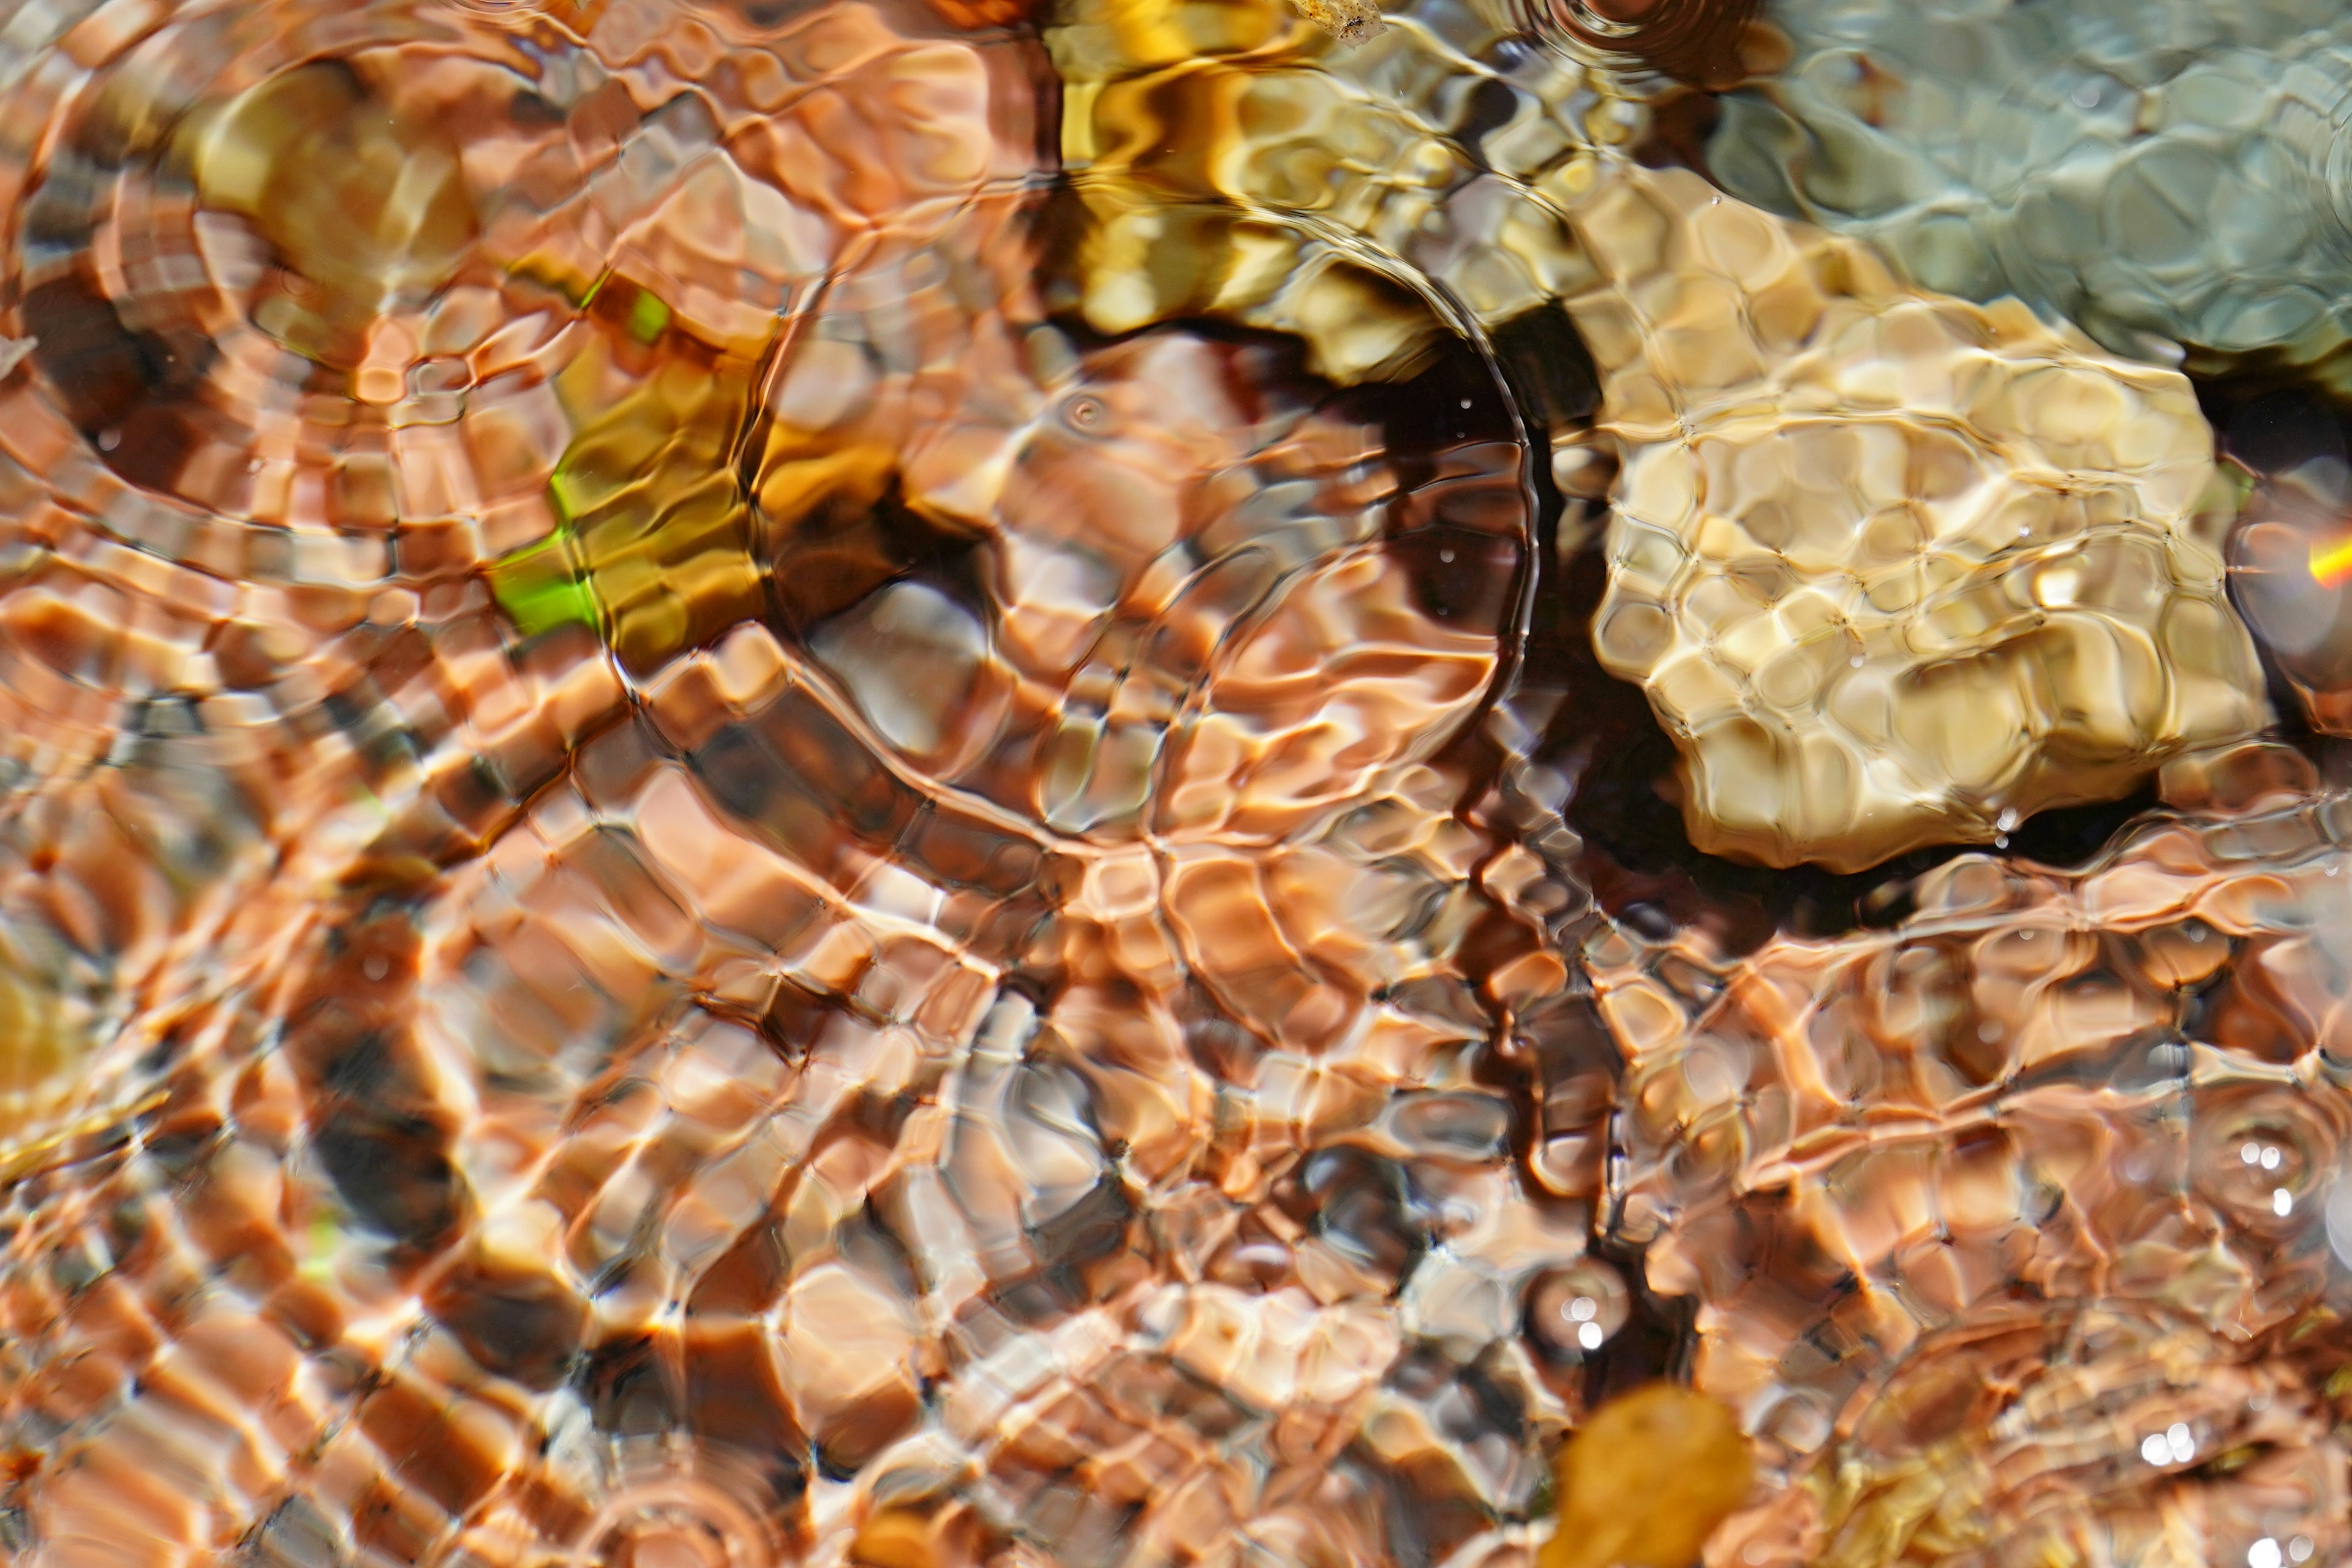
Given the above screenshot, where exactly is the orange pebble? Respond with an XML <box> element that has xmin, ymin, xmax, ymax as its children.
<box><xmin>1540</xmin><ymin>1384</ymin><xmax>1754</xmax><ymax>1568</ymax></box>
<box><xmin>851</xmin><ymin>1510</ymin><xmax>938</xmax><ymax>1568</ymax></box>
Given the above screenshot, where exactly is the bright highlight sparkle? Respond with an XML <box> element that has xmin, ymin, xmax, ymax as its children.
<box><xmin>2309</xmin><ymin>534</ymin><xmax>2352</xmax><ymax>589</ymax></box>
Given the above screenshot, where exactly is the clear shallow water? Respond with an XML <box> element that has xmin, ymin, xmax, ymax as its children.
<box><xmin>0</xmin><ymin>0</ymin><xmax>2350</xmax><ymax>1565</ymax></box>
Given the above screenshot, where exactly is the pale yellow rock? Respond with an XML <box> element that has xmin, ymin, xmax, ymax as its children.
<box><xmin>1562</xmin><ymin>165</ymin><xmax>2272</xmax><ymax>871</ymax></box>
<box><xmin>0</xmin><ymin>948</ymin><xmax>91</xmax><ymax>1165</ymax></box>
<box><xmin>1294</xmin><ymin>0</ymin><xmax>1387</xmax><ymax>44</ymax></box>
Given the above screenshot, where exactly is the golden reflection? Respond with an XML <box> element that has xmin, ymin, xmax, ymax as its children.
<box><xmin>0</xmin><ymin>951</ymin><xmax>84</xmax><ymax>1155</ymax></box>
<box><xmin>489</xmin><ymin>315</ymin><xmax>768</xmax><ymax>677</ymax></box>
<box><xmin>1047</xmin><ymin>0</ymin><xmax>1610</xmax><ymax>383</ymax></box>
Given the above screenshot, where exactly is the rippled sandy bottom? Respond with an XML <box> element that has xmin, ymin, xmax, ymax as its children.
<box><xmin>0</xmin><ymin>0</ymin><xmax>2350</xmax><ymax>1566</ymax></box>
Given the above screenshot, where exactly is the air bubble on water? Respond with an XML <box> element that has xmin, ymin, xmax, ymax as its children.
<box><xmin>1569</xmin><ymin>1296</ymin><xmax>1597</xmax><ymax>1321</ymax></box>
<box><xmin>2290</xmin><ymin>1538</ymin><xmax>2313</xmax><ymax>1563</ymax></box>
<box><xmin>2263</xmin><ymin>1146</ymin><xmax>2282</xmax><ymax>1171</ymax></box>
